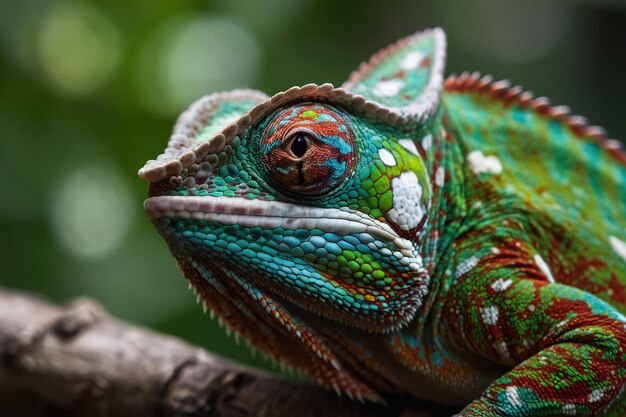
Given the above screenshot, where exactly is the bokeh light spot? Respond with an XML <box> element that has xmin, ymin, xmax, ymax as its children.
<box><xmin>38</xmin><ymin>2</ymin><xmax>122</xmax><ymax>97</ymax></box>
<box><xmin>50</xmin><ymin>166</ymin><xmax>133</xmax><ymax>259</ymax></box>
<box><xmin>136</xmin><ymin>15</ymin><xmax>259</xmax><ymax>115</ymax></box>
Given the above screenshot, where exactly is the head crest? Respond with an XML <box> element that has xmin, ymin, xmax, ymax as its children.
<box><xmin>139</xmin><ymin>28</ymin><xmax>447</xmax><ymax>182</ymax></box>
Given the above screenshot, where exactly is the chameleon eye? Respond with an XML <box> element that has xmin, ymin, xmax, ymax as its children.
<box><xmin>260</xmin><ymin>103</ymin><xmax>357</xmax><ymax>195</ymax></box>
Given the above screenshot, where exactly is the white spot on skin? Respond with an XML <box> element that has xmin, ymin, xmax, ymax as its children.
<box><xmin>467</xmin><ymin>150</ymin><xmax>503</xmax><ymax>175</ymax></box>
<box><xmin>562</xmin><ymin>404</ymin><xmax>577</xmax><ymax>415</ymax></box>
<box><xmin>491</xmin><ymin>278</ymin><xmax>513</xmax><ymax>292</ymax></box>
<box><xmin>491</xmin><ymin>247</ymin><xmax>501</xmax><ymax>255</ymax></box>
<box><xmin>534</xmin><ymin>254</ymin><xmax>555</xmax><ymax>283</ymax></box>
<box><xmin>435</xmin><ymin>166</ymin><xmax>445</xmax><ymax>188</ymax></box>
<box><xmin>528</xmin><ymin>304</ymin><xmax>536</xmax><ymax>312</ymax></box>
<box><xmin>398</xmin><ymin>138</ymin><xmax>419</xmax><ymax>155</ymax></box>
<box><xmin>400</xmin><ymin>51</ymin><xmax>424</xmax><ymax>69</ymax></box>
<box><xmin>506</xmin><ymin>386</ymin><xmax>522</xmax><ymax>408</ymax></box>
<box><xmin>421</xmin><ymin>134</ymin><xmax>433</xmax><ymax>150</ymax></box>
<box><xmin>588</xmin><ymin>389</ymin><xmax>605</xmax><ymax>402</ymax></box>
<box><xmin>373</xmin><ymin>79</ymin><xmax>404</xmax><ymax>97</ymax></box>
<box><xmin>385</xmin><ymin>172</ymin><xmax>425</xmax><ymax>231</ymax></box>
<box><xmin>481</xmin><ymin>305</ymin><xmax>499</xmax><ymax>325</ymax></box>
<box><xmin>455</xmin><ymin>256</ymin><xmax>479</xmax><ymax>278</ymax></box>
<box><xmin>378</xmin><ymin>148</ymin><xmax>396</xmax><ymax>166</ymax></box>
<box><xmin>610</xmin><ymin>236</ymin><xmax>626</xmax><ymax>263</ymax></box>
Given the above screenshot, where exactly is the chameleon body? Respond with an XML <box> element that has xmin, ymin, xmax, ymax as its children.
<box><xmin>140</xmin><ymin>28</ymin><xmax>626</xmax><ymax>416</ymax></box>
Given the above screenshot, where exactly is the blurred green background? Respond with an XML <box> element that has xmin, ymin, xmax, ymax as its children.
<box><xmin>1</xmin><ymin>0</ymin><xmax>626</xmax><ymax>375</ymax></box>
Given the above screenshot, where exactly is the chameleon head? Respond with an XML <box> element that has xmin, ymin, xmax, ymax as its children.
<box><xmin>140</xmin><ymin>28</ymin><xmax>446</xmax><ymax>400</ymax></box>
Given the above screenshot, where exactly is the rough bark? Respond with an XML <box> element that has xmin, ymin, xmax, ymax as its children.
<box><xmin>0</xmin><ymin>287</ymin><xmax>456</xmax><ymax>417</ymax></box>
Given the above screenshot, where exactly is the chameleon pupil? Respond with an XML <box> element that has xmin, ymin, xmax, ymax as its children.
<box><xmin>291</xmin><ymin>134</ymin><xmax>308</xmax><ymax>158</ymax></box>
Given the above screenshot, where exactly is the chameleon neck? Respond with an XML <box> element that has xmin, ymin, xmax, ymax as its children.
<box><xmin>422</xmin><ymin>107</ymin><xmax>468</xmax><ymax>282</ymax></box>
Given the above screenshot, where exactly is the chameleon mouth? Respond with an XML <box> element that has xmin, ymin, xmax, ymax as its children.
<box><xmin>143</xmin><ymin>195</ymin><xmax>414</xmax><ymax>253</ymax></box>
<box><xmin>147</xmin><ymin>195</ymin><xmax>425</xmax><ymax>399</ymax></box>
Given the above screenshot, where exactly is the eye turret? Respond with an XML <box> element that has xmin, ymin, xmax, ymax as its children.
<box><xmin>260</xmin><ymin>103</ymin><xmax>357</xmax><ymax>195</ymax></box>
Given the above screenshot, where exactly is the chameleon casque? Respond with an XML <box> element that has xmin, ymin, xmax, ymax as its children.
<box><xmin>139</xmin><ymin>28</ymin><xmax>626</xmax><ymax>416</ymax></box>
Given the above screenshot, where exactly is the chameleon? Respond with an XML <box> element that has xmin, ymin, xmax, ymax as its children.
<box><xmin>139</xmin><ymin>28</ymin><xmax>626</xmax><ymax>416</ymax></box>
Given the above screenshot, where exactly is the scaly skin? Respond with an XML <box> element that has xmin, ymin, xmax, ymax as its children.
<box><xmin>140</xmin><ymin>28</ymin><xmax>626</xmax><ymax>415</ymax></box>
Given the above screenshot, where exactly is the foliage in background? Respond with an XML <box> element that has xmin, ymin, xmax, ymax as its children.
<box><xmin>1</xmin><ymin>0</ymin><xmax>625</xmax><ymax>374</ymax></box>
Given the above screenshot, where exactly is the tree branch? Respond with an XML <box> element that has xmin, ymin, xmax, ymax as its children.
<box><xmin>0</xmin><ymin>287</ymin><xmax>456</xmax><ymax>417</ymax></box>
